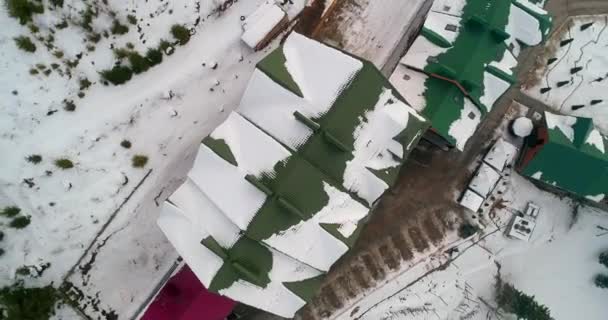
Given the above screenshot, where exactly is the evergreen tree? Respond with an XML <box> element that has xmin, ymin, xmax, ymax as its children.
<box><xmin>599</xmin><ymin>251</ymin><xmax>608</xmax><ymax>268</ymax></box>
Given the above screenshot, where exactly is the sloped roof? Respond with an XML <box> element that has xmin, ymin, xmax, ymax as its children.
<box><xmin>158</xmin><ymin>33</ymin><xmax>429</xmax><ymax>317</ymax></box>
<box><xmin>390</xmin><ymin>0</ymin><xmax>551</xmax><ymax>150</ymax></box>
<box><xmin>519</xmin><ymin>112</ymin><xmax>608</xmax><ymax>202</ymax></box>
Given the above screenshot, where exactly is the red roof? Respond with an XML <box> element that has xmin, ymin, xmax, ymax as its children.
<box><xmin>141</xmin><ymin>265</ymin><xmax>236</xmax><ymax>320</ymax></box>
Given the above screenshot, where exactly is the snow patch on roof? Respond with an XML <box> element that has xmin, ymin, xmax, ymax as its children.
<box><xmin>585</xmin><ymin>128</ymin><xmax>605</xmax><ymax>153</ymax></box>
<box><xmin>469</xmin><ymin>163</ymin><xmax>501</xmax><ymax>197</ymax></box>
<box><xmin>448</xmin><ymin>99</ymin><xmax>481</xmax><ymax>151</ymax></box>
<box><xmin>424</xmin><ymin>12</ymin><xmax>461</xmax><ymax>44</ymax></box>
<box><xmin>401</xmin><ymin>36</ymin><xmax>449</xmax><ymax>71</ymax></box>
<box><xmin>238</xmin><ymin>70</ymin><xmax>314</xmax><ymax>150</ymax></box>
<box><xmin>170</xmin><ymin>178</ymin><xmax>241</xmax><ymax>248</ymax></box>
<box><xmin>211</xmin><ymin>112</ymin><xmax>291</xmax><ymax>176</ymax></box>
<box><xmin>515</xmin><ymin>0</ymin><xmax>549</xmax><ymax>16</ymax></box>
<box><xmin>283</xmin><ymin>33</ymin><xmax>363</xmax><ymax>113</ymax></box>
<box><xmin>512</xmin><ymin>117</ymin><xmax>534</xmax><ymax>137</ymax></box>
<box><xmin>263</xmin><ymin>215</ymin><xmax>349</xmax><ymax>272</ymax></box>
<box><xmin>389</xmin><ymin>65</ymin><xmax>428</xmax><ymax>112</ymax></box>
<box><xmin>531</xmin><ymin>171</ymin><xmax>543</xmax><ymax>180</ymax></box>
<box><xmin>241</xmin><ymin>2</ymin><xmax>286</xmax><ymax>49</ymax></box>
<box><xmin>219</xmin><ymin>280</ymin><xmax>306</xmax><ymax>318</ymax></box>
<box><xmin>545</xmin><ymin>112</ymin><xmax>576</xmax><ymax>142</ymax></box>
<box><xmin>157</xmin><ymin>203</ymin><xmax>223</xmax><ymax>286</ymax></box>
<box><xmin>585</xmin><ymin>194</ymin><xmax>605</xmax><ymax>202</ymax></box>
<box><xmin>506</xmin><ymin>3</ymin><xmax>543</xmax><ymax>47</ymax></box>
<box><xmin>315</xmin><ymin>182</ymin><xmax>369</xmax><ymax>238</ymax></box>
<box><xmin>479</xmin><ymin>71</ymin><xmax>510</xmax><ymax>112</ymax></box>
<box><xmin>484</xmin><ymin>139</ymin><xmax>518</xmax><ymax>172</ymax></box>
<box><xmin>459</xmin><ymin>189</ymin><xmax>484</xmax><ymax>212</ymax></box>
<box><xmin>489</xmin><ymin>50</ymin><xmax>518</xmax><ymax>76</ymax></box>
<box><xmin>189</xmin><ymin>144</ymin><xmax>267</xmax><ymax>230</ymax></box>
<box><xmin>431</xmin><ymin>0</ymin><xmax>467</xmax><ymax>17</ymax></box>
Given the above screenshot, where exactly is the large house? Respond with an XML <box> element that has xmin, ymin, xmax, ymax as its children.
<box><xmin>517</xmin><ymin>112</ymin><xmax>608</xmax><ymax>204</ymax></box>
<box><xmin>390</xmin><ymin>0</ymin><xmax>551</xmax><ymax>150</ymax></box>
<box><xmin>156</xmin><ymin>33</ymin><xmax>429</xmax><ymax>317</ymax></box>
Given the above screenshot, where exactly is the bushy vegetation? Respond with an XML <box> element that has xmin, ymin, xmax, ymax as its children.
<box><xmin>595</xmin><ymin>274</ymin><xmax>608</xmax><ymax>289</ymax></box>
<box><xmin>496</xmin><ymin>279</ymin><xmax>551</xmax><ymax>320</ymax></box>
<box><xmin>63</xmin><ymin>100</ymin><xmax>76</xmax><ymax>112</ymax></box>
<box><xmin>54</xmin><ymin>158</ymin><xmax>74</xmax><ymax>169</ymax></box>
<box><xmin>1</xmin><ymin>206</ymin><xmax>20</xmax><ymax>218</ymax></box>
<box><xmin>146</xmin><ymin>48</ymin><xmax>163</xmax><ymax>66</ymax></box>
<box><xmin>0</xmin><ymin>283</ymin><xmax>59</xmax><ymax>320</ymax></box>
<box><xmin>26</xmin><ymin>154</ymin><xmax>42</xmax><ymax>164</ymax></box>
<box><xmin>9</xmin><ymin>216</ymin><xmax>31</xmax><ymax>229</ymax></box>
<box><xmin>171</xmin><ymin>24</ymin><xmax>190</xmax><ymax>45</ymax></box>
<box><xmin>80</xmin><ymin>6</ymin><xmax>95</xmax><ymax>31</ymax></box>
<box><xmin>5</xmin><ymin>0</ymin><xmax>44</xmax><ymax>24</ymax></box>
<box><xmin>120</xmin><ymin>140</ymin><xmax>132</xmax><ymax>149</ymax></box>
<box><xmin>127</xmin><ymin>51</ymin><xmax>150</xmax><ymax>74</ymax></box>
<box><xmin>100</xmin><ymin>66</ymin><xmax>133</xmax><ymax>85</ymax></box>
<box><xmin>132</xmin><ymin>155</ymin><xmax>148</xmax><ymax>168</ymax></box>
<box><xmin>599</xmin><ymin>250</ymin><xmax>608</xmax><ymax>268</ymax></box>
<box><xmin>110</xmin><ymin>19</ymin><xmax>129</xmax><ymax>35</ymax></box>
<box><xmin>159</xmin><ymin>40</ymin><xmax>175</xmax><ymax>55</ymax></box>
<box><xmin>14</xmin><ymin>35</ymin><xmax>36</xmax><ymax>52</ymax></box>
<box><xmin>458</xmin><ymin>223</ymin><xmax>478</xmax><ymax>239</ymax></box>
<box><xmin>79</xmin><ymin>77</ymin><xmax>92</xmax><ymax>91</ymax></box>
<box><xmin>127</xmin><ymin>14</ymin><xmax>137</xmax><ymax>25</ymax></box>
<box><xmin>49</xmin><ymin>0</ymin><xmax>63</xmax><ymax>8</ymax></box>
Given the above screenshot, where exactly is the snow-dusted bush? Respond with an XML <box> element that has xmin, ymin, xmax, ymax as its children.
<box><xmin>26</xmin><ymin>154</ymin><xmax>42</xmax><ymax>164</ymax></box>
<box><xmin>599</xmin><ymin>251</ymin><xmax>608</xmax><ymax>268</ymax></box>
<box><xmin>132</xmin><ymin>155</ymin><xmax>148</xmax><ymax>168</ymax></box>
<box><xmin>9</xmin><ymin>216</ymin><xmax>31</xmax><ymax>229</ymax></box>
<box><xmin>100</xmin><ymin>66</ymin><xmax>133</xmax><ymax>85</ymax></box>
<box><xmin>171</xmin><ymin>24</ymin><xmax>190</xmax><ymax>45</ymax></box>
<box><xmin>5</xmin><ymin>0</ymin><xmax>44</xmax><ymax>24</ymax></box>
<box><xmin>595</xmin><ymin>274</ymin><xmax>608</xmax><ymax>289</ymax></box>
<box><xmin>54</xmin><ymin>158</ymin><xmax>74</xmax><ymax>169</ymax></box>
<box><xmin>14</xmin><ymin>36</ymin><xmax>36</xmax><ymax>52</ymax></box>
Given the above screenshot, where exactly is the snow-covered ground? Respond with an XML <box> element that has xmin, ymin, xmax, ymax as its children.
<box><xmin>524</xmin><ymin>15</ymin><xmax>608</xmax><ymax>134</ymax></box>
<box><xmin>336</xmin><ymin>173</ymin><xmax>608</xmax><ymax>320</ymax></box>
<box><xmin>0</xmin><ymin>0</ymin><xmax>307</xmax><ymax>318</ymax></box>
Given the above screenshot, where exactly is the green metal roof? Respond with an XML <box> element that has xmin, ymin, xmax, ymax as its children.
<box><xmin>520</xmin><ymin>113</ymin><xmax>608</xmax><ymax>201</ymax></box>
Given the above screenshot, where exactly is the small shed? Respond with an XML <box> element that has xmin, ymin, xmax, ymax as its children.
<box><xmin>241</xmin><ymin>1</ymin><xmax>289</xmax><ymax>51</ymax></box>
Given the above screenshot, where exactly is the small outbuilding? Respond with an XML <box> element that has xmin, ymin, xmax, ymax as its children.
<box><xmin>241</xmin><ymin>1</ymin><xmax>289</xmax><ymax>51</ymax></box>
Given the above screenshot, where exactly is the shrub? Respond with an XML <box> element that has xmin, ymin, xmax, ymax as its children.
<box><xmin>28</xmin><ymin>24</ymin><xmax>38</xmax><ymax>33</ymax></box>
<box><xmin>63</xmin><ymin>100</ymin><xmax>76</xmax><ymax>112</ymax></box>
<box><xmin>110</xmin><ymin>20</ymin><xmax>129</xmax><ymax>35</ymax></box>
<box><xmin>127</xmin><ymin>14</ymin><xmax>137</xmax><ymax>25</ymax></box>
<box><xmin>29</xmin><ymin>68</ymin><xmax>39</xmax><ymax>75</ymax></box>
<box><xmin>87</xmin><ymin>32</ymin><xmax>101</xmax><ymax>43</ymax></box>
<box><xmin>80</xmin><ymin>7</ymin><xmax>95</xmax><ymax>31</ymax></box>
<box><xmin>55</xmin><ymin>19</ymin><xmax>68</xmax><ymax>29</ymax></box>
<box><xmin>53</xmin><ymin>50</ymin><xmax>64</xmax><ymax>58</ymax></box>
<box><xmin>127</xmin><ymin>51</ymin><xmax>150</xmax><ymax>74</ymax></box>
<box><xmin>171</xmin><ymin>24</ymin><xmax>190</xmax><ymax>45</ymax></box>
<box><xmin>10</xmin><ymin>216</ymin><xmax>31</xmax><ymax>229</ymax></box>
<box><xmin>14</xmin><ymin>36</ymin><xmax>36</xmax><ymax>52</ymax></box>
<box><xmin>0</xmin><ymin>248</ymin><xmax>4</xmax><ymax>256</ymax></box>
<box><xmin>159</xmin><ymin>40</ymin><xmax>174</xmax><ymax>55</ymax></box>
<box><xmin>132</xmin><ymin>155</ymin><xmax>148</xmax><ymax>168</ymax></box>
<box><xmin>0</xmin><ymin>283</ymin><xmax>59</xmax><ymax>319</ymax></box>
<box><xmin>0</xmin><ymin>231</ymin><xmax>4</xmax><ymax>241</ymax></box>
<box><xmin>1</xmin><ymin>206</ymin><xmax>21</xmax><ymax>218</ymax></box>
<box><xmin>54</xmin><ymin>158</ymin><xmax>74</xmax><ymax>169</ymax></box>
<box><xmin>50</xmin><ymin>63</ymin><xmax>60</xmax><ymax>69</ymax></box>
<box><xmin>595</xmin><ymin>274</ymin><xmax>608</xmax><ymax>289</ymax></box>
<box><xmin>26</xmin><ymin>154</ymin><xmax>42</xmax><ymax>164</ymax></box>
<box><xmin>496</xmin><ymin>282</ymin><xmax>551</xmax><ymax>320</ymax></box>
<box><xmin>458</xmin><ymin>223</ymin><xmax>478</xmax><ymax>239</ymax></box>
<box><xmin>79</xmin><ymin>77</ymin><xmax>91</xmax><ymax>90</ymax></box>
<box><xmin>145</xmin><ymin>48</ymin><xmax>163</xmax><ymax>66</ymax></box>
<box><xmin>113</xmin><ymin>47</ymin><xmax>131</xmax><ymax>59</ymax></box>
<box><xmin>100</xmin><ymin>66</ymin><xmax>133</xmax><ymax>85</ymax></box>
<box><xmin>120</xmin><ymin>140</ymin><xmax>132</xmax><ymax>149</ymax></box>
<box><xmin>49</xmin><ymin>0</ymin><xmax>63</xmax><ymax>7</ymax></box>
<box><xmin>5</xmin><ymin>0</ymin><xmax>44</xmax><ymax>24</ymax></box>
<box><xmin>600</xmin><ymin>251</ymin><xmax>608</xmax><ymax>268</ymax></box>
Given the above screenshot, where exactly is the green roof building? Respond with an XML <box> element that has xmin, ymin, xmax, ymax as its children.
<box><xmin>517</xmin><ymin>112</ymin><xmax>608</xmax><ymax>203</ymax></box>
<box><xmin>158</xmin><ymin>33</ymin><xmax>429</xmax><ymax>317</ymax></box>
<box><xmin>390</xmin><ymin>0</ymin><xmax>551</xmax><ymax>150</ymax></box>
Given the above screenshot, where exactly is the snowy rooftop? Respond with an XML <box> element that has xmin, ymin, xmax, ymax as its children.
<box><xmin>241</xmin><ymin>1</ymin><xmax>287</xmax><ymax>49</ymax></box>
<box><xmin>390</xmin><ymin>0</ymin><xmax>551</xmax><ymax>150</ymax></box>
<box><xmin>158</xmin><ymin>32</ymin><xmax>429</xmax><ymax>317</ymax></box>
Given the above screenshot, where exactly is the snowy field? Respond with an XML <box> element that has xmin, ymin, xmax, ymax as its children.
<box><xmin>0</xmin><ymin>0</ymin><xmax>307</xmax><ymax>318</ymax></box>
<box><xmin>335</xmin><ymin>174</ymin><xmax>608</xmax><ymax>320</ymax></box>
<box><xmin>524</xmin><ymin>15</ymin><xmax>608</xmax><ymax>134</ymax></box>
